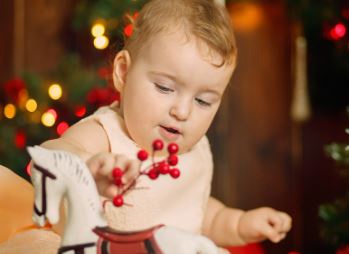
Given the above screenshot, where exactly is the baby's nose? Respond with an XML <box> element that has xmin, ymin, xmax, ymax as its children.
<box><xmin>170</xmin><ymin>99</ymin><xmax>192</xmax><ymax>121</ymax></box>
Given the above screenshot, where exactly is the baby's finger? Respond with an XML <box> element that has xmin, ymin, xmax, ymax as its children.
<box><xmin>122</xmin><ymin>159</ymin><xmax>141</xmax><ymax>184</ymax></box>
<box><xmin>87</xmin><ymin>153</ymin><xmax>115</xmax><ymax>176</ymax></box>
<box><xmin>268</xmin><ymin>213</ymin><xmax>284</xmax><ymax>232</ymax></box>
<box><xmin>104</xmin><ymin>184</ymin><xmax>118</xmax><ymax>198</ymax></box>
<box><xmin>97</xmin><ymin>154</ymin><xmax>119</xmax><ymax>176</ymax></box>
<box><xmin>262</xmin><ymin>225</ymin><xmax>280</xmax><ymax>243</ymax></box>
<box><xmin>279</xmin><ymin>212</ymin><xmax>292</xmax><ymax>232</ymax></box>
<box><xmin>278</xmin><ymin>233</ymin><xmax>286</xmax><ymax>241</ymax></box>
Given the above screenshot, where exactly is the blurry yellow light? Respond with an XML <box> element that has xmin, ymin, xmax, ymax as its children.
<box><xmin>94</xmin><ymin>35</ymin><xmax>109</xmax><ymax>50</ymax></box>
<box><xmin>41</xmin><ymin>111</ymin><xmax>56</xmax><ymax>127</ymax></box>
<box><xmin>48</xmin><ymin>83</ymin><xmax>63</xmax><ymax>100</ymax></box>
<box><xmin>26</xmin><ymin>99</ymin><xmax>38</xmax><ymax>112</ymax></box>
<box><xmin>4</xmin><ymin>104</ymin><xmax>16</xmax><ymax>119</ymax></box>
<box><xmin>91</xmin><ymin>23</ymin><xmax>106</xmax><ymax>37</ymax></box>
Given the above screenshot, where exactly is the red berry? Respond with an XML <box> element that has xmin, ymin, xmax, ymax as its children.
<box><xmin>113</xmin><ymin>195</ymin><xmax>124</xmax><ymax>207</ymax></box>
<box><xmin>170</xmin><ymin>168</ymin><xmax>180</xmax><ymax>179</ymax></box>
<box><xmin>114</xmin><ymin>178</ymin><xmax>123</xmax><ymax>187</ymax></box>
<box><xmin>112</xmin><ymin>167</ymin><xmax>123</xmax><ymax>179</ymax></box>
<box><xmin>167</xmin><ymin>154</ymin><xmax>178</xmax><ymax>166</ymax></box>
<box><xmin>159</xmin><ymin>162</ymin><xmax>170</xmax><ymax>174</ymax></box>
<box><xmin>152</xmin><ymin>139</ymin><xmax>164</xmax><ymax>151</ymax></box>
<box><xmin>167</xmin><ymin>143</ymin><xmax>179</xmax><ymax>154</ymax></box>
<box><xmin>137</xmin><ymin>149</ymin><xmax>148</xmax><ymax>161</ymax></box>
<box><xmin>148</xmin><ymin>168</ymin><xmax>159</xmax><ymax>180</ymax></box>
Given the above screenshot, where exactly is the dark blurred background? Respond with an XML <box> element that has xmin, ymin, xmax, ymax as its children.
<box><xmin>1</xmin><ymin>0</ymin><xmax>349</xmax><ymax>253</ymax></box>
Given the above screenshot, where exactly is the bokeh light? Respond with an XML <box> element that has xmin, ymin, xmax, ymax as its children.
<box><xmin>41</xmin><ymin>109</ymin><xmax>57</xmax><ymax>127</ymax></box>
<box><xmin>75</xmin><ymin>106</ymin><xmax>86</xmax><ymax>117</ymax></box>
<box><xmin>48</xmin><ymin>83</ymin><xmax>63</xmax><ymax>100</ymax></box>
<box><xmin>56</xmin><ymin>121</ymin><xmax>69</xmax><ymax>136</ymax></box>
<box><xmin>4</xmin><ymin>104</ymin><xmax>16</xmax><ymax>119</ymax></box>
<box><xmin>91</xmin><ymin>23</ymin><xmax>106</xmax><ymax>37</ymax></box>
<box><xmin>25</xmin><ymin>98</ymin><xmax>38</xmax><ymax>112</ymax></box>
<box><xmin>94</xmin><ymin>35</ymin><xmax>109</xmax><ymax>50</ymax></box>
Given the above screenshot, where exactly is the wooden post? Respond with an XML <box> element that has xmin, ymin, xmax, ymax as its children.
<box><xmin>13</xmin><ymin>0</ymin><xmax>25</xmax><ymax>75</ymax></box>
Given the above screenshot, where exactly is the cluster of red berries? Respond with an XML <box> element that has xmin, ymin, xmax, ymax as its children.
<box><xmin>112</xmin><ymin>139</ymin><xmax>180</xmax><ymax>207</ymax></box>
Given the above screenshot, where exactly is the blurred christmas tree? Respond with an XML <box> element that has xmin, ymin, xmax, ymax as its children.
<box><xmin>286</xmin><ymin>0</ymin><xmax>349</xmax><ymax>251</ymax></box>
<box><xmin>320</xmin><ymin>127</ymin><xmax>349</xmax><ymax>252</ymax></box>
<box><xmin>0</xmin><ymin>0</ymin><xmax>146</xmax><ymax>179</ymax></box>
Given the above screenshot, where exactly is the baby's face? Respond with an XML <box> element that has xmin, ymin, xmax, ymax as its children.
<box><xmin>119</xmin><ymin>30</ymin><xmax>234</xmax><ymax>153</ymax></box>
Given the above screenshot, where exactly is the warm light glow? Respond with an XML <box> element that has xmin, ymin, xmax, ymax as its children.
<box><xmin>25</xmin><ymin>98</ymin><xmax>38</xmax><ymax>112</ymax></box>
<box><xmin>94</xmin><ymin>35</ymin><xmax>109</xmax><ymax>50</ymax></box>
<box><xmin>228</xmin><ymin>2</ymin><xmax>264</xmax><ymax>32</ymax></box>
<box><xmin>48</xmin><ymin>83</ymin><xmax>63</xmax><ymax>100</ymax></box>
<box><xmin>4</xmin><ymin>104</ymin><xmax>16</xmax><ymax>119</ymax></box>
<box><xmin>91</xmin><ymin>23</ymin><xmax>106</xmax><ymax>37</ymax></box>
<box><xmin>56</xmin><ymin>121</ymin><xmax>69</xmax><ymax>136</ymax></box>
<box><xmin>41</xmin><ymin>111</ymin><xmax>56</xmax><ymax>127</ymax></box>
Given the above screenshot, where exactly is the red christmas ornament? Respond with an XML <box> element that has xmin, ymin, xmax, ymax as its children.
<box><xmin>15</xmin><ymin>130</ymin><xmax>26</xmax><ymax>149</ymax></box>
<box><xmin>87</xmin><ymin>87</ymin><xmax>120</xmax><ymax>107</ymax></box>
<box><xmin>124</xmin><ymin>24</ymin><xmax>133</xmax><ymax>37</ymax></box>
<box><xmin>3</xmin><ymin>78</ymin><xmax>26</xmax><ymax>103</ymax></box>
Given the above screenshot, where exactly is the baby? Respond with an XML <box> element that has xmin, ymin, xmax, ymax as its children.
<box><xmin>42</xmin><ymin>0</ymin><xmax>291</xmax><ymax>251</ymax></box>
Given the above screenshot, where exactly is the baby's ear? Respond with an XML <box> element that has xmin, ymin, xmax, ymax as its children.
<box><xmin>113</xmin><ymin>50</ymin><xmax>131</xmax><ymax>92</ymax></box>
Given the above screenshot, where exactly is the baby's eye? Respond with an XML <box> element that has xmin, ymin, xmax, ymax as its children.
<box><xmin>195</xmin><ymin>98</ymin><xmax>211</xmax><ymax>107</ymax></box>
<box><xmin>154</xmin><ymin>83</ymin><xmax>174</xmax><ymax>93</ymax></box>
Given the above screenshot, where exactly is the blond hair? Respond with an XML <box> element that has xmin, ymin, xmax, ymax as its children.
<box><xmin>124</xmin><ymin>0</ymin><xmax>237</xmax><ymax>67</ymax></box>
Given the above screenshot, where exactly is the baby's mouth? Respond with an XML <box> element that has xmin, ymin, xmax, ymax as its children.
<box><xmin>160</xmin><ymin>125</ymin><xmax>181</xmax><ymax>134</ymax></box>
<box><xmin>165</xmin><ymin>126</ymin><xmax>180</xmax><ymax>134</ymax></box>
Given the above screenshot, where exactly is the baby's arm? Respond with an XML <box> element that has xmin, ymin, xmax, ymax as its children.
<box><xmin>202</xmin><ymin>197</ymin><xmax>292</xmax><ymax>246</ymax></box>
<box><xmin>202</xmin><ymin>197</ymin><xmax>245</xmax><ymax>246</ymax></box>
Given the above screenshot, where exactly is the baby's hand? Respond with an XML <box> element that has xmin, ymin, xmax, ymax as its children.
<box><xmin>86</xmin><ymin>153</ymin><xmax>141</xmax><ymax>198</ymax></box>
<box><xmin>237</xmin><ymin>207</ymin><xmax>292</xmax><ymax>244</ymax></box>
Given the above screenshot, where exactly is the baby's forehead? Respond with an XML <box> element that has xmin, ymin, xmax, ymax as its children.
<box><xmin>134</xmin><ymin>28</ymin><xmax>227</xmax><ymax>67</ymax></box>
